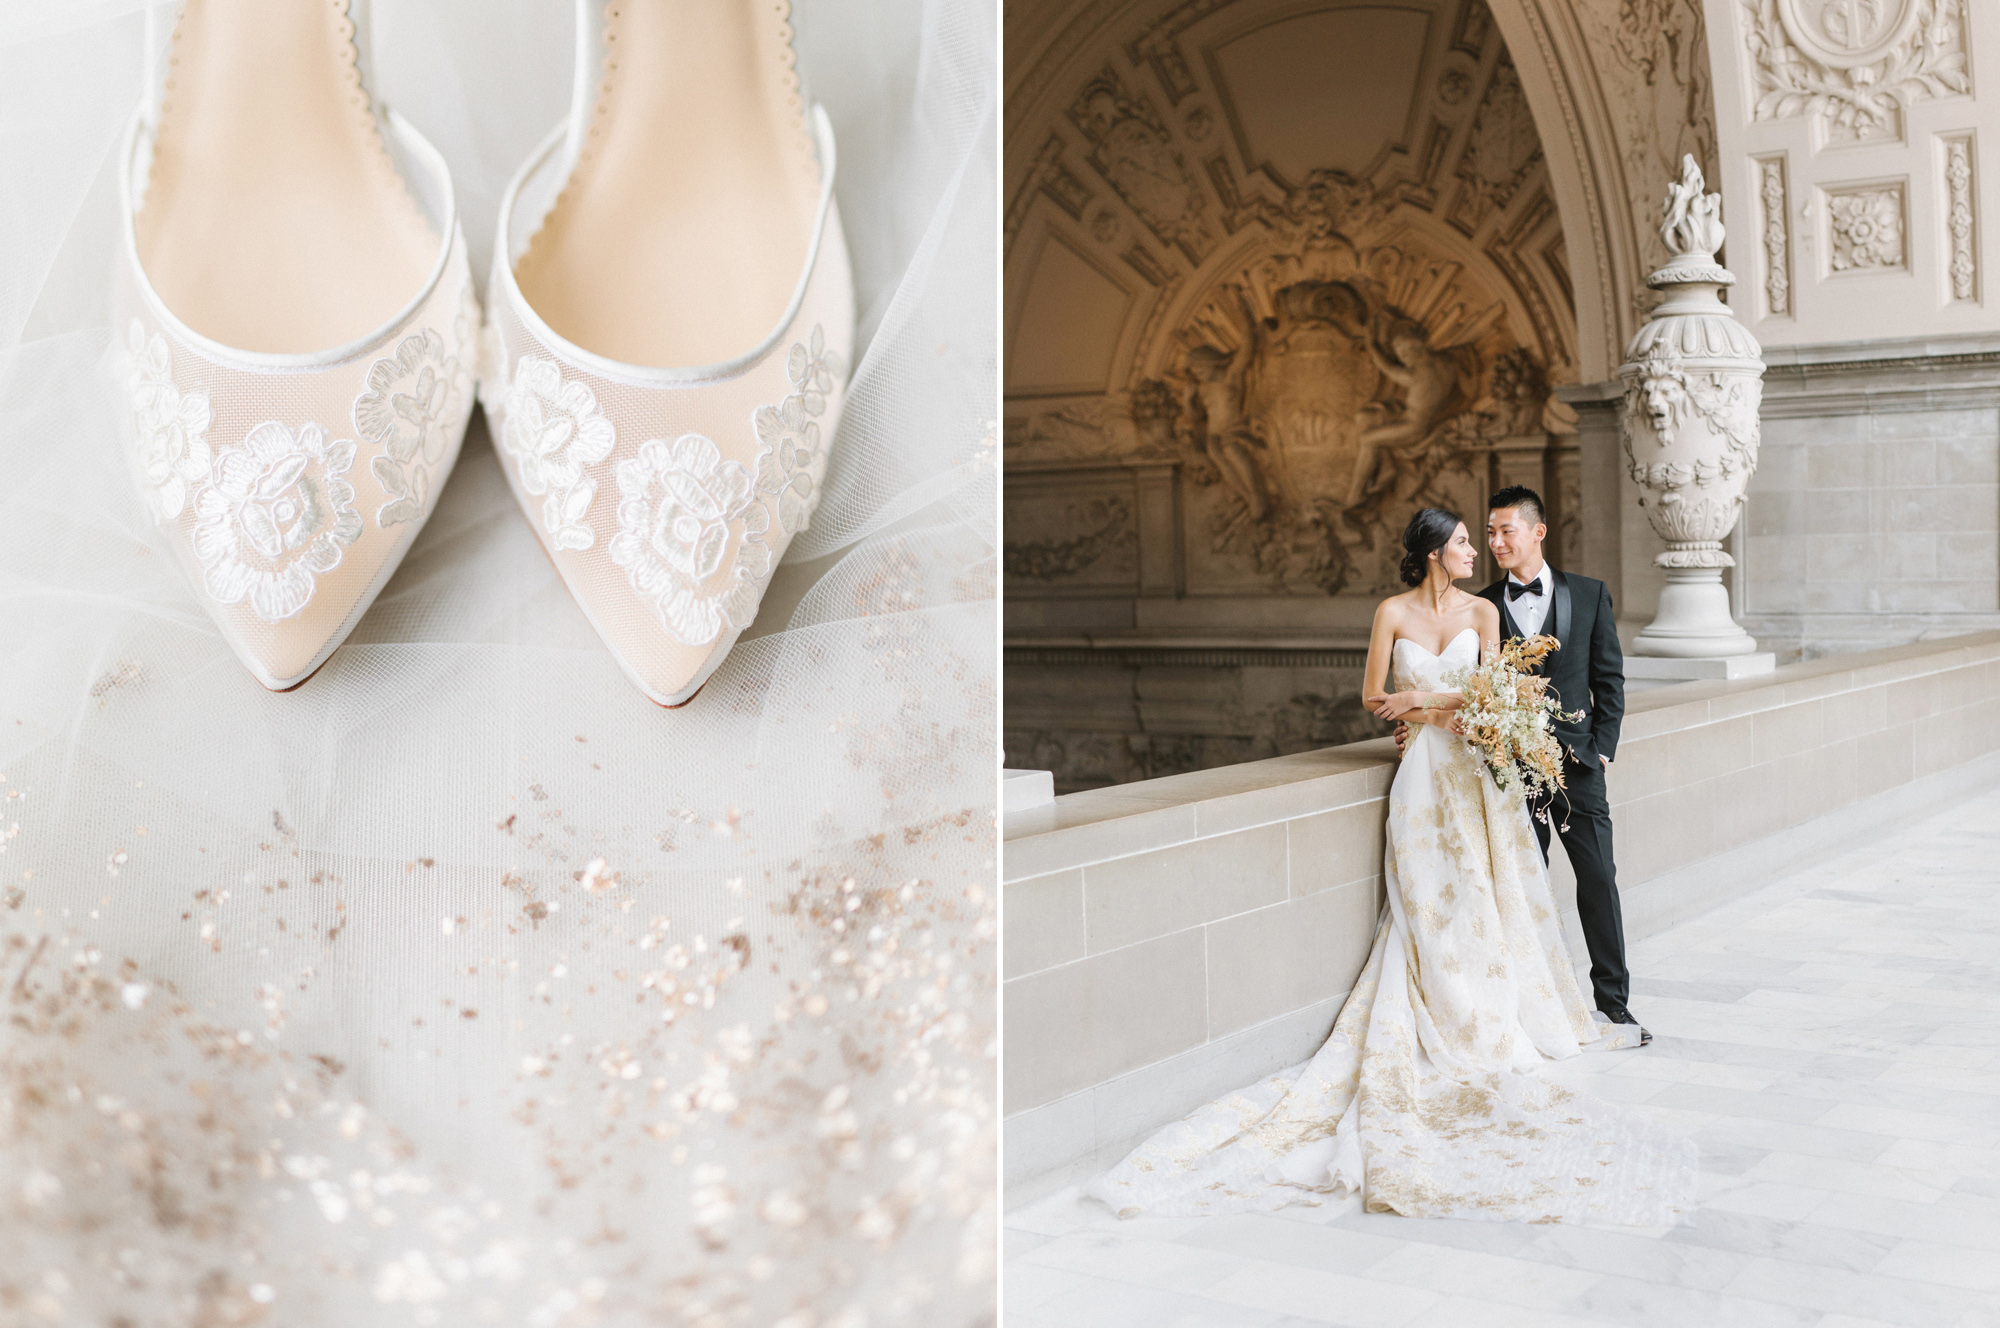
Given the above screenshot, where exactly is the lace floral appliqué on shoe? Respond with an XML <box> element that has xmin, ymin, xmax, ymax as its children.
<box><xmin>754</xmin><ymin>396</ymin><xmax>823</xmax><ymax>535</ymax></box>
<box><xmin>191</xmin><ymin>422</ymin><xmax>363</xmax><ymax>622</ymax></box>
<box><xmin>787</xmin><ymin>323</ymin><xmax>843</xmax><ymax>416</ymax></box>
<box><xmin>609</xmin><ymin>434</ymin><xmax>772</xmax><ymax>646</ymax></box>
<box><xmin>500</xmin><ymin>356</ymin><xmax>616</xmax><ymax>550</ymax></box>
<box><xmin>124</xmin><ymin>320</ymin><xmax>213</xmax><ymax>522</ymax></box>
<box><xmin>354</xmin><ymin>329</ymin><xmax>464</xmax><ymax>527</ymax></box>
<box><xmin>755</xmin><ymin>324</ymin><xmax>842</xmax><ymax>535</ymax></box>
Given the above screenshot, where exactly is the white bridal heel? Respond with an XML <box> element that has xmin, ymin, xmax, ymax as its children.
<box><xmin>486</xmin><ymin>0</ymin><xmax>855</xmax><ymax>707</ymax></box>
<box><xmin>114</xmin><ymin>0</ymin><xmax>476</xmax><ymax>690</ymax></box>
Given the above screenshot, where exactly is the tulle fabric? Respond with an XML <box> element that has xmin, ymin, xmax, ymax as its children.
<box><xmin>0</xmin><ymin>3</ymin><xmax>996</xmax><ymax>1324</ymax></box>
<box><xmin>1085</xmin><ymin>633</ymin><xmax>1695</xmax><ymax>1227</ymax></box>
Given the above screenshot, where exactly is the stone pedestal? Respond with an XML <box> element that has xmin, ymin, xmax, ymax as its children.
<box><xmin>1624</xmin><ymin>652</ymin><xmax>1775</xmax><ymax>693</ymax></box>
<box><xmin>1635</xmin><ymin>568</ymin><xmax>1760</xmax><ymax>658</ymax></box>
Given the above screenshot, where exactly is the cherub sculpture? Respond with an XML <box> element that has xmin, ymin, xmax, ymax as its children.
<box><xmin>1344</xmin><ymin>310</ymin><xmax>1469</xmax><ymax>514</ymax></box>
<box><xmin>1181</xmin><ymin>285</ymin><xmax>1272</xmax><ymax>521</ymax></box>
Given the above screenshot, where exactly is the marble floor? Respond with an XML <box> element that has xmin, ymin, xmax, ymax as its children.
<box><xmin>1004</xmin><ymin>785</ymin><xmax>2000</xmax><ymax>1328</ymax></box>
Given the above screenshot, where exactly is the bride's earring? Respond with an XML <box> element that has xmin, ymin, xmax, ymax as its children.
<box><xmin>116</xmin><ymin>0</ymin><xmax>477</xmax><ymax>690</ymax></box>
<box><xmin>484</xmin><ymin>0</ymin><xmax>855</xmax><ymax>707</ymax></box>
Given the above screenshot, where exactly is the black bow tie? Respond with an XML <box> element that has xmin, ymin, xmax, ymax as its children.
<box><xmin>1506</xmin><ymin>579</ymin><xmax>1543</xmax><ymax>601</ymax></box>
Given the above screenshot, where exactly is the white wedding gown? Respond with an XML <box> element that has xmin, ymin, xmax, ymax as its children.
<box><xmin>1085</xmin><ymin>629</ymin><xmax>1697</xmax><ymax>1226</ymax></box>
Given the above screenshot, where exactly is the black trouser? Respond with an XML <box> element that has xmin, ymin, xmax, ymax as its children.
<box><xmin>1530</xmin><ymin>748</ymin><xmax>1630</xmax><ymax>1015</ymax></box>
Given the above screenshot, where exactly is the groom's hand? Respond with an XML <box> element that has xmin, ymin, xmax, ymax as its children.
<box><xmin>1394</xmin><ymin>721</ymin><xmax>1409</xmax><ymax>754</ymax></box>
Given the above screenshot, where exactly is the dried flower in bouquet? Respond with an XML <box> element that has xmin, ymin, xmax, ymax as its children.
<box><xmin>1444</xmin><ymin>634</ymin><xmax>1587</xmax><ymax>823</ymax></box>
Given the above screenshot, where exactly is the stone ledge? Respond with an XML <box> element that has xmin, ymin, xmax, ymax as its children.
<box><xmin>1617</xmin><ymin>631</ymin><xmax>2000</xmax><ymax>741</ymax></box>
<box><xmin>1757</xmin><ymin>328</ymin><xmax>2000</xmax><ymax>365</ymax></box>
<box><xmin>1003</xmin><ymin>741</ymin><xmax>1397</xmax><ymax>879</ymax></box>
<box><xmin>1003</xmin><ymin>633</ymin><xmax>2000</xmax><ymax>880</ymax></box>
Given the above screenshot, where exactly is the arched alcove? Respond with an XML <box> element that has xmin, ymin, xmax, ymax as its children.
<box><xmin>1002</xmin><ymin>0</ymin><xmax>1716</xmax><ymax>789</ymax></box>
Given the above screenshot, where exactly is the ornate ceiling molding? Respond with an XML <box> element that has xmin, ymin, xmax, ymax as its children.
<box><xmin>1007</xmin><ymin>0</ymin><xmax>1582</xmax><ymax>392</ymax></box>
<box><xmin>1485</xmin><ymin>0</ymin><xmax>1719</xmax><ymax>380</ymax></box>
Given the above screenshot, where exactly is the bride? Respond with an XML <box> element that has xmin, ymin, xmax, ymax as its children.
<box><xmin>1084</xmin><ymin>508</ymin><xmax>1696</xmax><ymax>1226</ymax></box>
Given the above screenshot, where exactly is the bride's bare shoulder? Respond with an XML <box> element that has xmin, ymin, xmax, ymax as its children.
<box><xmin>1469</xmin><ymin>595</ymin><xmax>1500</xmax><ymax>629</ymax></box>
<box><xmin>1373</xmin><ymin>590</ymin><xmax>1417</xmax><ymax>626</ymax></box>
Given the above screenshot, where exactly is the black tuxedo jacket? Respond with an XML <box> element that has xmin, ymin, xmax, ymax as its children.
<box><xmin>1478</xmin><ymin>568</ymin><xmax>1625</xmax><ymax>765</ymax></box>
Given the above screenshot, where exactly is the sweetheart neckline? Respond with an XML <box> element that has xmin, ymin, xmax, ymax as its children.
<box><xmin>1394</xmin><ymin>626</ymin><xmax>1479</xmax><ymax>660</ymax></box>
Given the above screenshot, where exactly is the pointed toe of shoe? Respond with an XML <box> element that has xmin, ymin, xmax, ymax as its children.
<box><xmin>624</xmin><ymin>636</ymin><xmax>737</xmax><ymax>710</ymax></box>
<box><xmin>482</xmin><ymin>310</ymin><xmax>850</xmax><ymax>707</ymax></box>
<box><xmin>114</xmin><ymin>233</ymin><xmax>481</xmax><ymax>693</ymax></box>
<box><xmin>484</xmin><ymin>116</ymin><xmax>854</xmax><ymax>707</ymax></box>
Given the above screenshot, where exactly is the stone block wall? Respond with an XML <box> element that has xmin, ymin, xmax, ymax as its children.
<box><xmin>1741</xmin><ymin>342</ymin><xmax>2000</xmax><ymax>659</ymax></box>
<box><xmin>1566</xmin><ymin>335</ymin><xmax>2000</xmax><ymax>660</ymax></box>
<box><xmin>1004</xmin><ymin>746</ymin><xmax>1390</xmax><ymax>1118</ymax></box>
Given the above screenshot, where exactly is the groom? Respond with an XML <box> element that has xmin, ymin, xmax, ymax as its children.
<box><xmin>1479</xmin><ymin>485</ymin><xmax>1645</xmax><ymax>1042</ymax></box>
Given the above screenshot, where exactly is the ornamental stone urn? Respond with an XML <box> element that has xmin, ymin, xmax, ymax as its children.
<box><xmin>1620</xmin><ymin>155</ymin><xmax>1764</xmax><ymax>659</ymax></box>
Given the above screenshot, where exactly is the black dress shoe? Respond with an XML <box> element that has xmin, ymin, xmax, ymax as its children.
<box><xmin>1599</xmin><ymin>1005</ymin><xmax>1653</xmax><ymax>1046</ymax></box>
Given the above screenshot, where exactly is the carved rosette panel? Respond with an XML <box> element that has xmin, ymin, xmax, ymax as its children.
<box><xmin>1943</xmin><ymin>133</ymin><xmax>1978</xmax><ymax>303</ymax></box>
<box><xmin>1756</xmin><ymin>155</ymin><xmax>1792</xmax><ymax>316</ymax></box>
<box><xmin>1742</xmin><ymin>0</ymin><xmax>1971</xmax><ymax>146</ymax></box>
<box><xmin>1825</xmin><ymin>182</ymin><xmax>1908</xmax><ymax>273</ymax></box>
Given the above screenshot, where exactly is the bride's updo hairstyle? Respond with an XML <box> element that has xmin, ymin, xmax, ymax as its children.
<box><xmin>1399</xmin><ymin>507</ymin><xmax>1463</xmax><ymax>587</ymax></box>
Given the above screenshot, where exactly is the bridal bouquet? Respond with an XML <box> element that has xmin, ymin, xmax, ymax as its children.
<box><xmin>1443</xmin><ymin>634</ymin><xmax>1587</xmax><ymax>815</ymax></box>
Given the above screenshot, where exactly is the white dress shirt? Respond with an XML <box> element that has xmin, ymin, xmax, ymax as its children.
<box><xmin>1505</xmin><ymin>562</ymin><xmax>1553</xmax><ymax>637</ymax></box>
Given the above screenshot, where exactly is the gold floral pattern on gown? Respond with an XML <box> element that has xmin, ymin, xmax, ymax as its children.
<box><xmin>1085</xmin><ymin>629</ymin><xmax>1697</xmax><ymax>1226</ymax></box>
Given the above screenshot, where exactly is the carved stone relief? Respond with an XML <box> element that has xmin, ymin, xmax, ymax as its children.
<box><xmin>1556</xmin><ymin>449</ymin><xmax>1583</xmax><ymax>567</ymax></box>
<box><xmin>1450</xmin><ymin>56</ymin><xmax>1544</xmax><ymax>235</ymax></box>
<box><xmin>1453</xmin><ymin>0</ymin><xmax>1495</xmax><ymax>56</ymax></box>
<box><xmin>1622</xmin><ymin>342</ymin><xmax>1762</xmax><ymax>504</ymax></box>
<box><xmin>1944</xmin><ymin>134</ymin><xmax>1978</xmax><ymax>302</ymax></box>
<box><xmin>1069</xmin><ymin>65</ymin><xmax>1215</xmax><ymax>262</ymax></box>
<box><xmin>1758</xmin><ymin>155</ymin><xmax>1793</xmax><ymax>316</ymax></box>
<box><xmin>1005</xmin><ymin>135</ymin><xmax>1095</xmax><ymax>252</ymax></box>
<box><xmin>1577</xmin><ymin>0</ymin><xmax>1722</xmax><ymax>302</ymax></box>
<box><xmin>1006</xmin><ymin>396</ymin><xmax>1145</xmax><ymax>460</ymax></box>
<box><xmin>1825</xmin><ymin>181</ymin><xmax>1908</xmax><ymax>272</ymax></box>
<box><xmin>1742</xmin><ymin>0</ymin><xmax>1970</xmax><ymax>146</ymax></box>
<box><xmin>1158</xmin><ymin>229</ymin><xmax>1544</xmax><ymax>594</ymax></box>
<box><xmin>1002</xmin><ymin>493</ymin><xmax>1137</xmax><ymax>582</ymax></box>
<box><xmin>1438</xmin><ymin>66</ymin><xmax>1475</xmax><ymax>108</ymax></box>
<box><xmin>1008</xmin><ymin>0</ymin><xmax>1575</xmax><ymax>601</ymax></box>
<box><xmin>1038</xmin><ymin>139</ymin><xmax>1094</xmax><ymax>220</ymax></box>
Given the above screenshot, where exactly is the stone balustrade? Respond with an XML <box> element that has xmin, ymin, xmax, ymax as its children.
<box><xmin>1002</xmin><ymin>631</ymin><xmax>2000</xmax><ymax>1201</ymax></box>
